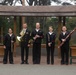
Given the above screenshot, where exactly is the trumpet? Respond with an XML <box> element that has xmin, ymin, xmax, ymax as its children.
<box><xmin>17</xmin><ymin>29</ymin><xmax>25</xmax><ymax>42</ymax></box>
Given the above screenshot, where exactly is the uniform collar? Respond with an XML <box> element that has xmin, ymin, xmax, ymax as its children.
<box><xmin>48</xmin><ymin>32</ymin><xmax>53</xmax><ymax>35</ymax></box>
<box><xmin>35</xmin><ymin>29</ymin><xmax>40</xmax><ymax>32</ymax></box>
<box><xmin>8</xmin><ymin>33</ymin><xmax>13</xmax><ymax>37</ymax></box>
<box><xmin>62</xmin><ymin>31</ymin><xmax>67</xmax><ymax>35</ymax></box>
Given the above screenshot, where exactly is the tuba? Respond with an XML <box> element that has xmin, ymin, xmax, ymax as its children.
<box><xmin>17</xmin><ymin>29</ymin><xmax>25</xmax><ymax>42</ymax></box>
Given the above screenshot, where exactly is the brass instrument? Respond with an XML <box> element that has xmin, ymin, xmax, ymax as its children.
<box><xmin>48</xmin><ymin>33</ymin><xmax>50</xmax><ymax>43</ymax></box>
<box><xmin>11</xmin><ymin>41</ymin><xmax>13</xmax><ymax>52</ymax></box>
<box><xmin>11</xmin><ymin>35</ymin><xmax>14</xmax><ymax>52</ymax></box>
<box><xmin>48</xmin><ymin>33</ymin><xmax>51</xmax><ymax>47</ymax></box>
<box><xmin>17</xmin><ymin>29</ymin><xmax>25</xmax><ymax>42</ymax></box>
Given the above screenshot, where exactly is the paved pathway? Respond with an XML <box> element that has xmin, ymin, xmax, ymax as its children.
<box><xmin>0</xmin><ymin>64</ymin><xmax>76</xmax><ymax>75</ymax></box>
<box><xmin>0</xmin><ymin>56</ymin><xmax>76</xmax><ymax>75</ymax></box>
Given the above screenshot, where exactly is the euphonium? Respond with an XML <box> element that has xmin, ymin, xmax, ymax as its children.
<box><xmin>17</xmin><ymin>29</ymin><xmax>25</xmax><ymax>42</ymax></box>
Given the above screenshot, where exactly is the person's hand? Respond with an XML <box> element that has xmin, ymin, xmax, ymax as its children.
<box><xmin>11</xmin><ymin>41</ymin><xmax>14</xmax><ymax>43</ymax></box>
<box><xmin>33</xmin><ymin>37</ymin><xmax>37</xmax><ymax>40</ymax></box>
<box><xmin>33</xmin><ymin>35</ymin><xmax>40</xmax><ymax>40</ymax></box>
<box><xmin>36</xmin><ymin>35</ymin><xmax>40</xmax><ymax>38</ymax></box>
<box><xmin>48</xmin><ymin>43</ymin><xmax>51</xmax><ymax>47</ymax></box>
<box><xmin>62</xmin><ymin>39</ymin><xmax>66</xmax><ymax>42</ymax></box>
<box><xmin>4</xmin><ymin>46</ymin><xmax>6</xmax><ymax>49</ymax></box>
<box><xmin>28</xmin><ymin>44</ymin><xmax>30</xmax><ymax>47</ymax></box>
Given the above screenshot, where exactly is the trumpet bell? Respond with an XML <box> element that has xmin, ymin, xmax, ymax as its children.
<box><xmin>17</xmin><ymin>36</ymin><xmax>21</xmax><ymax>42</ymax></box>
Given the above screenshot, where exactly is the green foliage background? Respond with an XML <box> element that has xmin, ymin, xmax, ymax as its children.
<box><xmin>0</xmin><ymin>16</ymin><xmax>76</xmax><ymax>45</ymax></box>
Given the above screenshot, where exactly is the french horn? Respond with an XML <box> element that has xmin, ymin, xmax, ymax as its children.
<box><xmin>17</xmin><ymin>29</ymin><xmax>25</xmax><ymax>42</ymax></box>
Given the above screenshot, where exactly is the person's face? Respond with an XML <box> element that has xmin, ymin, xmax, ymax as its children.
<box><xmin>62</xmin><ymin>26</ymin><xmax>67</xmax><ymax>32</ymax></box>
<box><xmin>36</xmin><ymin>23</ymin><xmax>40</xmax><ymax>29</ymax></box>
<box><xmin>49</xmin><ymin>27</ymin><xmax>53</xmax><ymax>32</ymax></box>
<box><xmin>23</xmin><ymin>24</ymin><xmax>27</xmax><ymax>29</ymax></box>
<box><xmin>8</xmin><ymin>29</ymin><xmax>12</xmax><ymax>34</ymax></box>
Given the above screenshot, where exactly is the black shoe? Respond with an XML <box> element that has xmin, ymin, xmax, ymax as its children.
<box><xmin>36</xmin><ymin>63</ymin><xmax>40</xmax><ymax>64</ymax></box>
<box><xmin>33</xmin><ymin>61</ymin><xmax>37</xmax><ymax>64</ymax></box>
<box><xmin>47</xmin><ymin>62</ymin><xmax>50</xmax><ymax>64</ymax></box>
<box><xmin>25</xmin><ymin>61</ymin><xmax>29</xmax><ymax>64</ymax></box>
<box><xmin>25</xmin><ymin>62</ymin><xmax>29</xmax><ymax>64</ymax></box>
<box><xmin>33</xmin><ymin>62</ymin><xmax>36</xmax><ymax>64</ymax></box>
<box><xmin>51</xmin><ymin>62</ymin><xmax>54</xmax><ymax>65</ymax></box>
<box><xmin>3</xmin><ymin>62</ymin><xmax>7</xmax><ymax>64</ymax></box>
<box><xmin>66</xmin><ymin>63</ymin><xmax>68</xmax><ymax>65</ymax></box>
<box><xmin>10</xmin><ymin>62</ymin><xmax>14</xmax><ymax>64</ymax></box>
<box><xmin>61</xmin><ymin>62</ymin><xmax>65</xmax><ymax>65</ymax></box>
<box><xmin>24</xmin><ymin>60</ymin><xmax>29</xmax><ymax>64</ymax></box>
<box><xmin>21</xmin><ymin>62</ymin><xmax>24</xmax><ymax>64</ymax></box>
